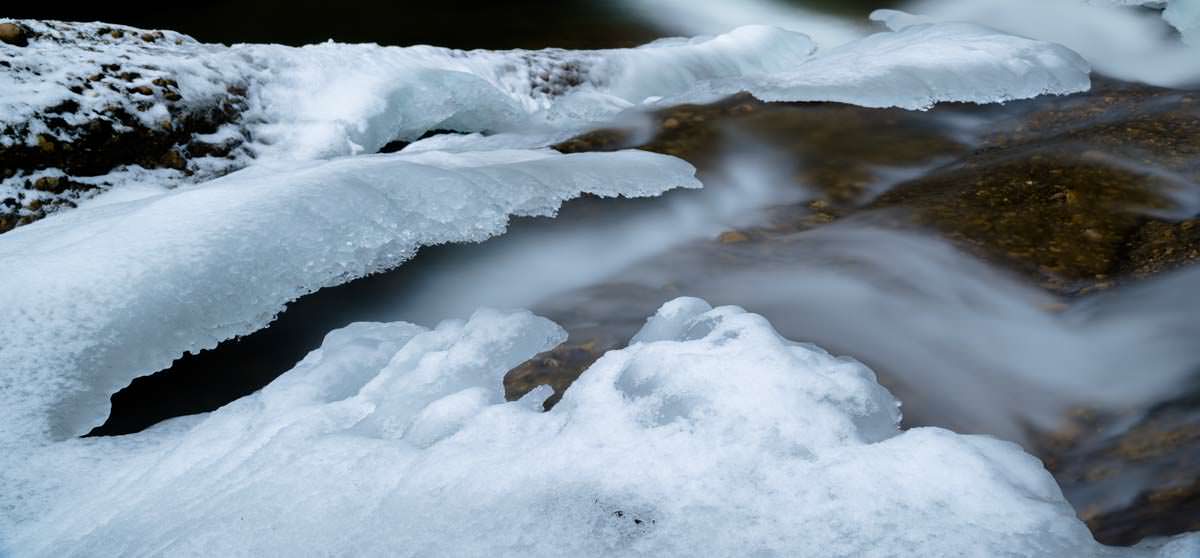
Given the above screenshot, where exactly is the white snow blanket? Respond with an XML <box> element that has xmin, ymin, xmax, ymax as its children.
<box><xmin>3</xmin><ymin>298</ymin><xmax>1196</xmax><ymax>556</ymax></box>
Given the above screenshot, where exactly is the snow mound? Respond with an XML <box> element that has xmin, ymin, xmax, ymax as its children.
<box><xmin>4</xmin><ymin>298</ymin><xmax>1197</xmax><ymax>556</ymax></box>
<box><xmin>0</xmin><ymin>148</ymin><xmax>698</xmax><ymax>445</ymax></box>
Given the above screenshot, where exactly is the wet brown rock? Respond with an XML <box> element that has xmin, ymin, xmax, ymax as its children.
<box><xmin>551</xmin><ymin>81</ymin><xmax>1197</xmax><ymax>295</ymax></box>
<box><xmin>556</xmin><ymin>94</ymin><xmax>966</xmax><ymax>213</ymax></box>
<box><xmin>0</xmin><ymin>22</ymin><xmax>29</xmax><ymax>47</ymax></box>
<box><xmin>1122</xmin><ymin>219</ymin><xmax>1200</xmax><ymax>278</ymax></box>
<box><xmin>542</xmin><ymin>79</ymin><xmax>1200</xmax><ymax>547</ymax></box>
<box><xmin>505</xmin><ymin>340</ymin><xmax>610</xmax><ymax>410</ymax></box>
<box><xmin>1030</xmin><ymin>389</ymin><xmax>1200</xmax><ymax>546</ymax></box>
<box><xmin>552</xmin><ymin>128</ymin><xmax>634</xmax><ymax>154</ymax></box>
<box><xmin>33</xmin><ymin>176</ymin><xmax>65</xmax><ymax>193</ymax></box>
<box><xmin>159</xmin><ymin>149</ymin><xmax>187</xmax><ymax>170</ymax></box>
<box><xmin>35</xmin><ymin>134</ymin><xmax>57</xmax><ymax>153</ymax></box>
<box><xmin>871</xmin><ymin>79</ymin><xmax>1200</xmax><ymax>294</ymax></box>
<box><xmin>873</xmin><ymin>156</ymin><xmax>1163</xmax><ymax>290</ymax></box>
<box><xmin>555</xmin><ymin>80</ymin><xmax>1198</xmax><ymax>296</ymax></box>
<box><xmin>717</xmin><ymin>230</ymin><xmax>750</xmax><ymax>244</ymax></box>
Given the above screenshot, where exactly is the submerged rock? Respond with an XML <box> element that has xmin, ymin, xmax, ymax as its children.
<box><xmin>559</xmin><ymin>78</ymin><xmax>1200</xmax><ymax>295</ymax></box>
<box><xmin>555</xmin><ymin>92</ymin><xmax>967</xmax><ymax>205</ymax></box>
<box><xmin>1034</xmin><ymin>393</ymin><xmax>1200</xmax><ymax>545</ymax></box>
<box><xmin>544</xmin><ymin>77</ymin><xmax>1200</xmax><ymax>545</ymax></box>
<box><xmin>873</xmin><ymin>79</ymin><xmax>1200</xmax><ymax>293</ymax></box>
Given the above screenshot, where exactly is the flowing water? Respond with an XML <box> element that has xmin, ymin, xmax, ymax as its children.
<box><xmin>9</xmin><ymin>0</ymin><xmax>1200</xmax><ymax>549</ymax></box>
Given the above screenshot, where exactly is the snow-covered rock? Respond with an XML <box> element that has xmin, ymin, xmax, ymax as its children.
<box><xmin>0</xmin><ymin>148</ymin><xmax>698</xmax><ymax>445</ymax></box>
<box><xmin>1</xmin><ymin>18</ymin><xmax>1091</xmax><ymax>229</ymax></box>
<box><xmin>0</xmin><ymin>19</ymin><xmax>1090</xmax><ymax>162</ymax></box>
<box><xmin>3</xmin><ymin>298</ymin><xmax>1196</xmax><ymax>556</ymax></box>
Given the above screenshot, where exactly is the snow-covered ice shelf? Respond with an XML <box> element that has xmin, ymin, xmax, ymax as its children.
<box><xmin>1</xmin><ymin>17</ymin><xmax>1091</xmax><ymax>225</ymax></box>
<box><xmin>2</xmin><ymin>298</ymin><xmax>1196</xmax><ymax>556</ymax></box>
<box><xmin>0</xmin><ymin>148</ymin><xmax>698</xmax><ymax>445</ymax></box>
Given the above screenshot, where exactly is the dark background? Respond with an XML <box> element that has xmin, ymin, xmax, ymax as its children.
<box><xmin>6</xmin><ymin>0</ymin><xmax>658</xmax><ymax>49</ymax></box>
<box><xmin>7</xmin><ymin>0</ymin><xmax>892</xmax><ymax>49</ymax></box>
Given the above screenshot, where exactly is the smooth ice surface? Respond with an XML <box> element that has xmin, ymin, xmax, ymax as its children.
<box><xmin>0</xmin><ymin>148</ymin><xmax>698</xmax><ymax>445</ymax></box>
<box><xmin>670</xmin><ymin>21</ymin><xmax>1091</xmax><ymax>110</ymax></box>
<box><xmin>895</xmin><ymin>0</ymin><xmax>1200</xmax><ymax>86</ymax></box>
<box><xmin>4</xmin><ymin>299</ymin><xmax>1198</xmax><ymax>556</ymax></box>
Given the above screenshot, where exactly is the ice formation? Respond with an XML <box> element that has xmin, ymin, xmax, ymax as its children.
<box><xmin>3</xmin><ymin>299</ymin><xmax>1197</xmax><ymax>556</ymax></box>
<box><xmin>667</xmin><ymin>21</ymin><xmax>1090</xmax><ymax>110</ymax></box>
<box><xmin>0</xmin><ymin>18</ymin><xmax>1091</xmax><ymax>159</ymax></box>
<box><xmin>1</xmin><ymin>17</ymin><xmax>1092</xmax><ymax>222</ymax></box>
<box><xmin>2</xmin><ymin>12</ymin><xmax>1181</xmax><ymax>555</ymax></box>
<box><xmin>0</xmin><ymin>20</ymin><xmax>816</xmax><ymax>193</ymax></box>
<box><xmin>0</xmin><ymin>15</ymin><xmax>1095</xmax><ymax>446</ymax></box>
<box><xmin>894</xmin><ymin>0</ymin><xmax>1200</xmax><ymax>86</ymax></box>
<box><xmin>0</xmin><ymin>148</ymin><xmax>698</xmax><ymax>445</ymax></box>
